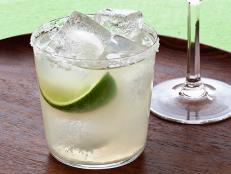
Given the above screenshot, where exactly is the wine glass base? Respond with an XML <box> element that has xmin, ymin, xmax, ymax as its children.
<box><xmin>151</xmin><ymin>78</ymin><xmax>231</xmax><ymax>124</ymax></box>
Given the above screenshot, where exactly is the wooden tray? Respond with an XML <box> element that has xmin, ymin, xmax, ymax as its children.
<box><xmin>1</xmin><ymin>34</ymin><xmax>231</xmax><ymax>174</ymax></box>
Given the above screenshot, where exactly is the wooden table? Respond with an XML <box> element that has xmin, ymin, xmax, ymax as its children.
<box><xmin>1</xmin><ymin>35</ymin><xmax>231</xmax><ymax>174</ymax></box>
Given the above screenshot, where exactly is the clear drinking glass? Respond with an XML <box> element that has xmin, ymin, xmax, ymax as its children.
<box><xmin>151</xmin><ymin>0</ymin><xmax>231</xmax><ymax>124</ymax></box>
<box><xmin>30</xmin><ymin>15</ymin><xmax>159</xmax><ymax>169</ymax></box>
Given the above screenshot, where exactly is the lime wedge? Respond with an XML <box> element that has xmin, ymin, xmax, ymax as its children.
<box><xmin>40</xmin><ymin>72</ymin><xmax>116</xmax><ymax>112</ymax></box>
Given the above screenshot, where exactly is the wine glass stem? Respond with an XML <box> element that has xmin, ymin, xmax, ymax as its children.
<box><xmin>186</xmin><ymin>2</ymin><xmax>201</xmax><ymax>84</ymax></box>
<box><xmin>180</xmin><ymin>1</ymin><xmax>207</xmax><ymax>99</ymax></box>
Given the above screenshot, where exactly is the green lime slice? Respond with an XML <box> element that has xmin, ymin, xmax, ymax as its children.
<box><xmin>40</xmin><ymin>72</ymin><xmax>116</xmax><ymax>112</ymax></box>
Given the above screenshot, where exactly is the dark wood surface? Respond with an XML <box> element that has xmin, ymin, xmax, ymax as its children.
<box><xmin>1</xmin><ymin>34</ymin><xmax>231</xmax><ymax>174</ymax></box>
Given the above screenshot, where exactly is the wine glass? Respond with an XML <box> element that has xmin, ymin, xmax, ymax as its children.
<box><xmin>150</xmin><ymin>0</ymin><xmax>231</xmax><ymax>124</ymax></box>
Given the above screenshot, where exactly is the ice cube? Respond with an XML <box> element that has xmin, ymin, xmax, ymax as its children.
<box><xmin>95</xmin><ymin>9</ymin><xmax>143</xmax><ymax>39</ymax></box>
<box><xmin>106</xmin><ymin>35</ymin><xmax>143</xmax><ymax>53</ymax></box>
<box><xmin>48</xmin><ymin>30</ymin><xmax>105</xmax><ymax>59</ymax></box>
<box><xmin>63</xmin><ymin>11</ymin><xmax>111</xmax><ymax>42</ymax></box>
<box><xmin>46</xmin><ymin>11</ymin><xmax>111</xmax><ymax>59</ymax></box>
<box><xmin>103</xmin><ymin>35</ymin><xmax>146</xmax><ymax>59</ymax></box>
<box><xmin>133</xmin><ymin>32</ymin><xmax>155</xmax><ymax>48</ymax></box>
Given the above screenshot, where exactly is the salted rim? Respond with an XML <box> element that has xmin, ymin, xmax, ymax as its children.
<box><xmin>30</xmin><ymin>15</ymin><xmax>159</xmax><ymax>62</ymax></box>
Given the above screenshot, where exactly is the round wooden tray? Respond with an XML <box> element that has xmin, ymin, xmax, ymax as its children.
<box><xmin>1</xmin><ymin>34</ymin><xmax>231</xmax><ymax>174</ymax></box>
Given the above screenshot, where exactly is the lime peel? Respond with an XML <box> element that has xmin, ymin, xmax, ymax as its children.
<box><xmin>40</xmin><ymin>72</ymin><xmax>116</xmax><ymax>112</ymax></box>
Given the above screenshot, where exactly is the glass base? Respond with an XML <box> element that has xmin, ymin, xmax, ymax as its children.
<box><xmin>151</xmin><ymin>78</ymin><xmax>231</xmax><ymax>124</ymax></box>
<box><xmin>50</xmin><ymin>147</ymin><xmax>144</xmax><ymax>169</ymax></box>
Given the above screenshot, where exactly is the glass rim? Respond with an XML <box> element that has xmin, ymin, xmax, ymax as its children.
<box><xmin>30</xmin><ymin>15</ymin><xmax>159</xmax><ymax>62</ymax></box>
